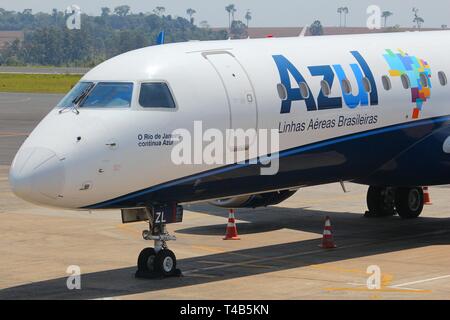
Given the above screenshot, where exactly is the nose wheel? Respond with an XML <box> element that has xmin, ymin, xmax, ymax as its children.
<box><xmin>137</xmin><ymin>247</ymin><xmax>178</xmax><ymax>277</ymax></box>
<box><xmin>137</xmin><ymin>248</ymin><xmax>157</xmax><ymax>273</ymax></box>
<box><xmin>155</xmin><ymin>249</ymin><xmax>177</xmax><ymax>276</ymax></box>
<box><xmin>135</xmin><ymin>207</ymin><xmax>182</xmax><ymax>279</ymax></box>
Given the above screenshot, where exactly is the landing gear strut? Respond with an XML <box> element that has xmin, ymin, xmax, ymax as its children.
<box><xmin>135</xmin><ymin>207</ymin><xmax>182</xmax><ymax>279</ymax></box>
<box><xmin>365</xmin><ymin>186</ymin><xmax>424</xmax><ymax>219</ymax></box>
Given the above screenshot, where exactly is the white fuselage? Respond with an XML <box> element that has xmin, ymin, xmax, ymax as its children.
<box><xmin>9</xmin><ymin>31</ymin><xmax>450</xmax><ymax>210</ymax></box>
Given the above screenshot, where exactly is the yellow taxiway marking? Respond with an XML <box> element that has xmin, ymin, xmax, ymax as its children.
<box><xmin>197</xmin><ymin>260</ymin><xmax>276</xmax><ymax>269</ymax></box>
<box><xmin>196</xmin><ymin>260</ymin><xmax>227</xmax><ymax>265</ymax></box>
<box><xmin>191</xmin><ymin>245</ymin><xmax>226</xmax><ymax>254</ymax></box>
<box><xmin>310</xmin><ymin>264</ymin><xmax>368</xmax><ymax>276</ymax></box>
<box><xmin>325</xmin><ymin>287</ymin><xmax>431</xmax><ymax>294</ymax></box>
<box><xmin>234</xmin><ymin>263</ymin><xmax>277</xmax><ymax>269</ymax></box>
<box><xmin>186</xmin><ymin>273</ymin><xmax>217</xmax><ymax>278</ymax></box>
<box><xmin>184</xmin><ymin>243</ymin><xmax>337</xmax><ymax>275</ymax></box>
<box><xmin>0</xmin><ymin>132</ymin><xmax>29</xmax><ymax>138</ymax></box>
<box><xmin>325</xmin><ymin>272</ymin><xmax>450</xmax><ymax>295</ymax></box>
<box><xmin>192</xmin><ymin>244</ymin><xmax>264</xmax><ymax>260</ymax></box>
<box><xmin>310</xmin><ymin>264</ymin><xmax>394</xmax><ymax>286</ymax></box>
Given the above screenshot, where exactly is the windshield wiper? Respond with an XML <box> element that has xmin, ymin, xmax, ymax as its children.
<box><xmin>59</xmin><ymin>83</ymin><xmax>95</xmax><ymax>115</ymax></box>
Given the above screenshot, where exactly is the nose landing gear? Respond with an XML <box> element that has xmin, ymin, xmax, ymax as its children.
<box><xmin>365</xmin><ymin>186</ymin><xmax>424</xmax><ymax>219</ymax></box>
<box><xmin>135</xmin><ymin>207</ymin><xmax>183</xmax><ymax>279</ymax></box>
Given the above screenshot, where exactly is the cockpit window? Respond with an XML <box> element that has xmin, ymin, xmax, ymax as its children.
<box><xmin>81</xmin><ymin>82</ymin><xmax>133</xmax><ymax>108</ymax></box>
<box><xmin>57</xmin><ymin>82</ymin><xmax>94</xmax><ymax>108</ymax></box>
<box><xmin>139</xmin><ymin>83</ymin><xmax>176</xmax><ymax>108</ymax></box>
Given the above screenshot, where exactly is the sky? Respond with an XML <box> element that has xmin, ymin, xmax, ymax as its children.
<box><xmin>1</xmin><ymin>0</ymin><xmax>449</xmax><ymax>28</ymax></box>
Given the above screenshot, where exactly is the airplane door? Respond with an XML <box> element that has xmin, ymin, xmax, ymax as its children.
<box><xmin>204</xmin><ymin>52</ymin><xmax>257</xmax><ymax>150</ymax></box>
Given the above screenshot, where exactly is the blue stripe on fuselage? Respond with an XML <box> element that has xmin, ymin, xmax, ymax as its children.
<box><xmin>84</xmin><ymin>115</ymin><xmax>450</xmax><ymax>209</ymax></box>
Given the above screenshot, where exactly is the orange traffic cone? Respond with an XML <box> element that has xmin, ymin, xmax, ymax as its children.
<box><xmin>223</xmin><ymin>209</ymin><xmax>240</xmax><ymax>240</ymax></box>
<box><xmin>320</xmin><ymin>216</ymin><xmax>336</xmax><ymax>249</ymax></box>
<box><xmin>423</xmin><ymin>187</ymin><xmax>432</xmax><ymax>205</ymax></box>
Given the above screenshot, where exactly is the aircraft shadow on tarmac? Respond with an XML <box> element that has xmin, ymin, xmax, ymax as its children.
<box><xmin>1</xmin><ymin>205</ymin><xmax>450</xmax><ymax>300</ymax></box>
<box><xmin>180</xmin><ymin>203</ymin><xmax>351</xmax><ymax>235</ymax></box>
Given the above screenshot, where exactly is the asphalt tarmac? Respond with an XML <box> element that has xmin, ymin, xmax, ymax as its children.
<box><xmin>0</xmin><ymin>93</ymin><xmax>61</xmax><ymax>165</ymax></box>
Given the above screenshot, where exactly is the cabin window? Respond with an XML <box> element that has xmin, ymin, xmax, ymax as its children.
<box><xmin>438</xmin><ymin>71</ymin><xmax>448</xmax><ymax>86</ymax></box>
<box><xmin>341</xmin><ymin>79</ymin><xmax>352</xmax><ymax>95</ymax></box>
<box><xmin>277</xmin><ymin>83</ymin><xmax>287</xmax><ymax>100</ymax></box>
<box><xmin>420</xmin><ymin>73</ymin><xmax>429</xmax><ymax>88</ymax></box>
<box><xmin>401</xmin><ymin>74</ymin><xmax>411</xmax><ymax>89</ymax></box>
<box><xmin>362</xmin><ymin>77</ymin><xmax>372</xmax><ymax>93</ymax></box>
<box><xmin>320</xmin><ymin>80</ymin><xmax>331</xmax><ymax>97</ymax></box>
<box><xmin>81</xmin><ymin>82</ymin><xmax>134</xmax><ymax>108</ymax></box>
<box><xmin>299</xmin><ymin>82</ymin><xmax>310</xmax><ymax>99</ymax></box>
<box><xmin>139</xmin><ymin>83</ymin><xmax>176</xmax><ymax>108</ymax></box>
<box><xmin>382</xmin><ymin>76</ymin><xmax>392</xmax><ymax>91</ymax></box>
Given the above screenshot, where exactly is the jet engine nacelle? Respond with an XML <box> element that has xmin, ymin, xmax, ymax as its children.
<box><xmin>210</xmin><ymin>189</ymin><xmax>298</xmax><ymax>209</ymax></box>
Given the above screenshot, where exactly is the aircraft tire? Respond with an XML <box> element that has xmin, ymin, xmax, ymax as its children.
<box><xmin>395</xmin><ymin>187</ymin><xmax>424</xmax><ymax>219</ymax></box>
<box><xmin>366</xmin><ymin>186</ymin><xmax>396</xmax><ymax>217</ymax></box>
<box><xmin>155</xmin><ymin>249</ymin><xmax>177</xmax><ymax>277</ymax></box>
<box><xmin>137</xmin><ymin>247</ymin><xmax>156</xmax><ymax>273</ymax></box>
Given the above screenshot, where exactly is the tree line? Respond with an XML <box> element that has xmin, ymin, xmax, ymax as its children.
<box><xmin>0</xmin><ymin>7</ymin><xmax>228</xmax><ymax>66</ymax></box>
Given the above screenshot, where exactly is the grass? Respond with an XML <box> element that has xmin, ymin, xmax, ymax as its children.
<box><xmin>0</xmin><ymin>73</ymin><xmax>82</xmax><ymax>94</ymax></box>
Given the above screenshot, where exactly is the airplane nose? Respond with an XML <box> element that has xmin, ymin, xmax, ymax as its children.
<box><xmin>9</xmin><ymin>147</ymin><xmax>65</xmax><ymax>205</ymax></box>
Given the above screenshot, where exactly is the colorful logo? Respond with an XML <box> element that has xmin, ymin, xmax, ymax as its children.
<box><xmin>383</xmin><ymin>49</ymin><xmax>431</xmax><ymax>119</ymax></box>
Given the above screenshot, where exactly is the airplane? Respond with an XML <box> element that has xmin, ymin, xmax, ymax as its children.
<box><xmin>8</xmin><ymin>30</ymin><xmax>450</xmax><ymax>277</ymax></box>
